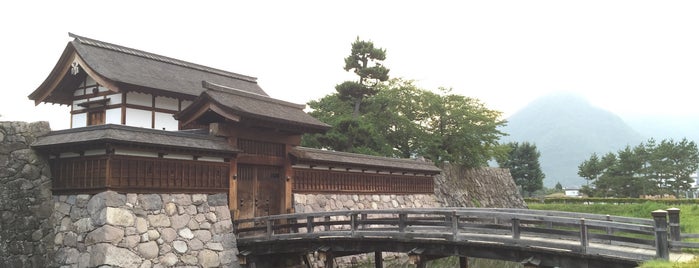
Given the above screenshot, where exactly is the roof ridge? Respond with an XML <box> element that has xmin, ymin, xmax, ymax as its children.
<box><xmin>295</xmin><ymin>146</ymin><xmax>429</xmax><ymax>164</ymax></box>
<box><xmin>202</xmin><ymin>81</ymin><xmax>306</xmax><ymax>110</ymax></box>
<box><xmin>68</xmin><ymin>33</ymin><xmax>258</xmax><ymax>83</ymax></box>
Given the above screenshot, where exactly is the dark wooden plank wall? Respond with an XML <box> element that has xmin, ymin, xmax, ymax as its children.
<box><xmin>293</xmin><ymin>169</ymin><xmax>434</xmax><ymax>194</ymax></box>
<box><xmin>51</xmin><ymin>155</ymin><xmax>229</xmax><ymax>193</ymax></box>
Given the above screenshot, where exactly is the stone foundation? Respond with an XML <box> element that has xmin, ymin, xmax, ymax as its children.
<box><xmin>52</xmin><ymin>191</ymin><xmax>240</xmax><ymax>267</ymax></box>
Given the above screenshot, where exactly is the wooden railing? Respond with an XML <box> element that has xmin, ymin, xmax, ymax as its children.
<box><xmin>293</xmin><ymin>169</ymin><xmax>434</xmax><ymax>194</ymax></box>
<box><xmin>233</xmin><ymin>208</ymin><xmax>699</xmax><ymax>262</ymax></box>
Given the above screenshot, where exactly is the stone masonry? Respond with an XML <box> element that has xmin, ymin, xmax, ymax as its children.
<box><xmin>52</xmin><ymin>191</ymin><xmax>240</xmax><ymax>267</ymax></box>
<box><xmin>0</xmin><ymin>121</ymin><xmax>54</xmax><ymax>267</ymax></box>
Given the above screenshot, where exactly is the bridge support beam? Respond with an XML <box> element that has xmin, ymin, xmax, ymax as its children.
<box><xmin>374</xmin><ymin>251</ymin><xmax>382</xmax><ymax>268</ymax></box>
<box><xmin>459</xmin><ymin>256</ymin><xmax>468</xmax><ymax>268</ymax></box>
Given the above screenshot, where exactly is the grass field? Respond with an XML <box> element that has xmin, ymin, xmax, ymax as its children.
<box><xmin>528</xmin><ymin>201</ymin><xmax>699</xmax><ymax>267</ymax></box>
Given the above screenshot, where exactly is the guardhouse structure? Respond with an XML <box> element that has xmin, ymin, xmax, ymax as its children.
<box><xmin>29</xmin><ymin>34</ymin><xmax>440</xmax><ymax>220</ymax></box>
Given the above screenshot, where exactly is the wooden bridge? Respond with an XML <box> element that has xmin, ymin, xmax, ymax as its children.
<box><xmin>233</xmin><ymin>208</ymin><xmax>698</xmax><ymax>268</ymax></box>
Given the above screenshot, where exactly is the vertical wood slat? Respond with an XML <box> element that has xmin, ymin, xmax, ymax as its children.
<box><xmin>51</xmin><ymin>155</ymin><xmax>229</xmax><ymax>193</ymax></box>
<box><xmin>292</xmin><ymin>169</ymin><xmax>434</xmax><ymax>194</ymax></box>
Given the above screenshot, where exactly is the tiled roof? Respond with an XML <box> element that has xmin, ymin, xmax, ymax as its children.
<box><xmin>290</xmin><ymin>147</ymin><xmax>442</xmax><ymax>174</ymax></box>
<box><xmin>32</xmin><ymin>124</ymin><xmax>239</xmax><ymax>155</ymax></box>
<box><xmin>69</xmin><ymin>33</ymin><xmax>268</xmax><ymax>97</ymax></box>
<box><xmin>190</xmin><ymin>81</ymin><xmax>330</xmax><ymax>133</ymax></box>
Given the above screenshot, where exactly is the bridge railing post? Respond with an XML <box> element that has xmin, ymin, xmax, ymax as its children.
<box><xmin>399</xmin><ymin>213</ymin><xmax>407</xmax><ymax>233</ymax></box>
<box><xmin>580</xmin><ymin>218</ymin><xmax>588</xmax><ymax>253</ymax></box>
<box><xmin>351</xmin><ymin>213</ymin><xmax>358</xmax><ymax>237</ymax></box>
<box><xmin>307</xmin><ymin>216</ymin><xmax>314</xmax><ymax>234</ymax></box>
<box><xmin>512</xmin><ymin>218</ymin><xmax>520</xmax><ymax>239</ymax></box>
<box><xmin>652</xmin><ymin>209</ymin><xmax>669</xmax><ymax>260</ymax></box>
<box><xmin>266</xmin><ymin>218</ymin><xmax>272</xmax><ymax>240</ymax></box>
<box><xmin>667</xmin><ymin>208</ymin><xmax>681</xmax><ymax>252</ymax></box>
<box><xmin>451</xmin><ymin>211</ymin><xmax>459</xmax><ymax>241</ymax></box>
<box><xmin>324</xmin><ymin>215</ymin><xmax>331</xmax><ymax>232</ymax></box>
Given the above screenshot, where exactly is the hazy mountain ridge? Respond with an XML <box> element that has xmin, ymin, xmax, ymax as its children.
<box><xmin>500</xmin><ymin>93</ymin><xmax>646</xmax><ymax>188</ymax></box>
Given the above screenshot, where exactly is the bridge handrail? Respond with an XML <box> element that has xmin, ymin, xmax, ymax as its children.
<box><xmin>233</xmin><ymin>208</ymin><xmax>682</xmax><ymax>261</ymax></box>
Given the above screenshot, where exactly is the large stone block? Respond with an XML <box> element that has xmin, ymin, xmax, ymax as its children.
<box><xmin>87</xmin><ymin>191</ymin><xmax>126</xmax><ymax>216</ymax></box>
<box><xmin>85</xmin><ymin>225</ymin><xmax>124</xmax><ymax>245</ymax></box>
<box><xmin>138</xmin><ymin>241</ymin><xmax>159</xmax><ymax>259</ymax></box>
<box><xmin>147</xmin><ymin>214</ymin><xmax>171</xmax><ymax>227</ymax></box>
<box><xmin>96</xmin><ymin>207</ymin><xmax>135</xmax><ymax>227</ymax></box>
<box><xmin>90</xmin><ymin>243</ymin><xmax>142</xmax><ymax>267</ymax></box>
<box><xmin>171</xmin><ymin>214</ymin><xmax>191</xmax><ymax>229</ymax></box>
<box><xmin>139</xmin><ymin>194</ymin><xmax>163</xmax><ymax>211</ymax></box>
<box><xmin>198</xmin><ymin>249</ymin><xmax>221</xmax><ymax>268</ymax></box>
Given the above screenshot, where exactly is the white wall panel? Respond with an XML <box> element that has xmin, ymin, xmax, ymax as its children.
<box><xmin>85</xmin><ymin>76</ymin><xmax>96</xmax><ymax>86</ymax></box>
<box><xmin>72</xmin><ymin>113</ymin><xmax>86</xmax><ymax>128</ymax></box>
<box><xmin>163</xmin><ymin>154</ymin><xmax>192</xmax><ymax>160</ymax></box>
<box><xmin>126</xmin><ymin>92</ymin><xmax>152</xmax><ymax>107</ymax></box>
<box><xmin>108</xmin><ymin>93</ymin><xmax>122</xmax><ymax>104</ymax></box>
<box><xmin>105</xmin><ymin>108</ymin><xmax>121</xmax><ymax>124</ymax></box>
<box><xmin>198</xmin><ymin>156</ymin><xmax>225</xmax><ymax>162</ymax></box>
<box><xmin>114</xmin><ymin>149</ymin><xmax>158</xmax><ymax>158</ymax></box>
<box><xmin>155</xmin><ymin>96</ymin><xmax>178</xmax><ymax>110</ymax></box>
<box><xmin>125</xmin><ymin>108</ymin><xmax>152</xmax><ymax>128</ymax></box>
<box><xmin>154</xmin><ymin>112</ymin><xmax>178</xmax><ymax>130</ymax></box>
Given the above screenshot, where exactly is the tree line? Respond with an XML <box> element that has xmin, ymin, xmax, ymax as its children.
<box><xmin>578</xmin><ymin>138</ymin><xmax>699</xmax><ymax>198</ymax></box>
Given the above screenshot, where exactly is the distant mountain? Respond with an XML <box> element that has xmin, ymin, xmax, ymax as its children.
<box><xmin>500</xmin><ymin>93</ymin><xmax>644</xmax><ymax>188</ymax></box>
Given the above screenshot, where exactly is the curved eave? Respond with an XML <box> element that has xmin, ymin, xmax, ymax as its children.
<box><xmin>175</xmin><ymin>92</ymin><xmax>330</xmax><ymax>134</ymax></box>
<box><xmin>28</xmin><ymin>42</ymin><xmax>120</xmax><ymax>105</ymax></box>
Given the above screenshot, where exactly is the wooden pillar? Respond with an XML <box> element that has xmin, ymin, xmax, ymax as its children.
<box><xmin>228</xmin><ymin>156</ymin><xmax>238</xmax><ymax>219</ymax></box>
<box><xmin>374</xmin><ymin>251</ymin><xmax>382</xmax><ymax>268</ymax></box>
<box><xmin>284</xmin><ymin>144</ymin><xmax>294</xmax><ymax>214</ymax></box>
<box><xmin>459</xmin><ymin>257</ymin><xmax>468</xmax><ymax>268</ymax></box>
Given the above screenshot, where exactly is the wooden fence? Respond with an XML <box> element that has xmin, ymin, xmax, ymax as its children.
<box><xmin>293</xmin><ymin>169</ymin><xmax>434</xmax><ymax>194</ymax></box>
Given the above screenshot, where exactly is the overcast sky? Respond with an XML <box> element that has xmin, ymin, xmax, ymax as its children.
<box><xmin>2</xmin><ymin>1</ymin><xmax>698</xmax><ymax>130</ymax></box>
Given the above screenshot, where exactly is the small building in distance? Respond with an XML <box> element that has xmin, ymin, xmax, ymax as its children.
<box><xmin>28</xmin><ymin>33</ymin><xmax>441</xmax><ymax>220</ymax></box>
<box><xmin>564</xmin><ymin>187</ymin><xmax>581</xmax><ymax>197</ymax></box>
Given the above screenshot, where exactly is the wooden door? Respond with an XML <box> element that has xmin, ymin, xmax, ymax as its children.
<box><xmin>236</xmin><ymin>165</ymin><xmax>283</xmax><ymax>219</ymax></box>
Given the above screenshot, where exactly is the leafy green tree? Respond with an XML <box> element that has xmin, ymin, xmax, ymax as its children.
<box><xmin>578</xmin><ymin>153</ymin><xmax>602</xmax><ymax>186</ymax></box>
<box><xmin>336</xmin><ymin>37</ymin><xmax>390</xmax><ymax>118</ymax></box>
<box><xmin>496</xmin><ymin>142</ymin><xmax>545</xmax><ymax>196</ymax></box>
<box><xmin>304</xmin><ymin>79</ymin><xmax>508</xmax><ymax>167</ymax></box>
<box><xmin>649</xmin><ymin>138</ymin><xmax>699</xmax><ymax>196</ymax></box>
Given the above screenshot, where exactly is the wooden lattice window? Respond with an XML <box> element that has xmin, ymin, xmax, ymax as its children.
<box><xmin>237</xmin><ymin>139</ymin><xmax>285</xmax><ymax>157</ymax></box>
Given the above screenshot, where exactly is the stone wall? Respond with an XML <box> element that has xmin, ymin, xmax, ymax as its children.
<box><xmin>434</xmin><ymin>165</ymin><xmax>526</xmax><ymax>208</ymax></box>
<box><xmin>293</xmin><ymin>193</ymin><xmax>440</xmax><ymax>213</ymax></box>
<box><xmin>52</xmin><ymin>191</ymin><xmax>240</xmax><ymax>268</ymax></box>
<box><xmin>0</xmin><ymin>121</ymin><xmax>54</xmax><ymax>267</ymax></box>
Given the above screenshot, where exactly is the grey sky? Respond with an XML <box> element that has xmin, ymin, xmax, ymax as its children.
<box><xmin>2</xmin><ymin>1</ymin><xmax>698</xmax><ymax>130</ymax></box>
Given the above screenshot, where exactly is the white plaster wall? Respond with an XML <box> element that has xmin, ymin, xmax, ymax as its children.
<box><xmin>72</xmin><ymin>113</ymin><xmax>86</xmax><ymax>128</ymax></box>
<box><xmin>105</xmin><ymin>108</ymin><xmax>121</xmax><ymax>125</ymax></box>
<box><xmin>198</xmin><ymin>156</ymin><xmax>225</xmax><ymax>162</ymax></box>
<box><xmin>125</xmin><ymin>108</ymin><xmax>152</xmax><ymax>128</ymax></box>
<box><xmin>162</xmin><ymin>154</ymin><xmax>192</xmax><ymax>160</ymax></box>
<box><xmin>107</xmin><ymin>93</ymin><xmax>122</xmax><ymax>104</ymax></box>
<box><xmin>155</xmin><ymin>96</ymin><xmax>178</xmax><ymax>110</ymax></box>
<box><xmin>154</xmin><ymin>112</ymin><xmax>178</xmax><ymax>130</ymax></box>
<box><xmin>114</xmin><ymin>149</ymin><xmax>158</xmax><ymax>158</ymax></box>
<box><xmin>74</xmin><ymin>89</ymin><xmax>84</xmax><ymax>96</ymax></box>
<box><xmin>126</xmin><ymin>92</ymin><xmax>152</xmax><ymax>107</ymax></box>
